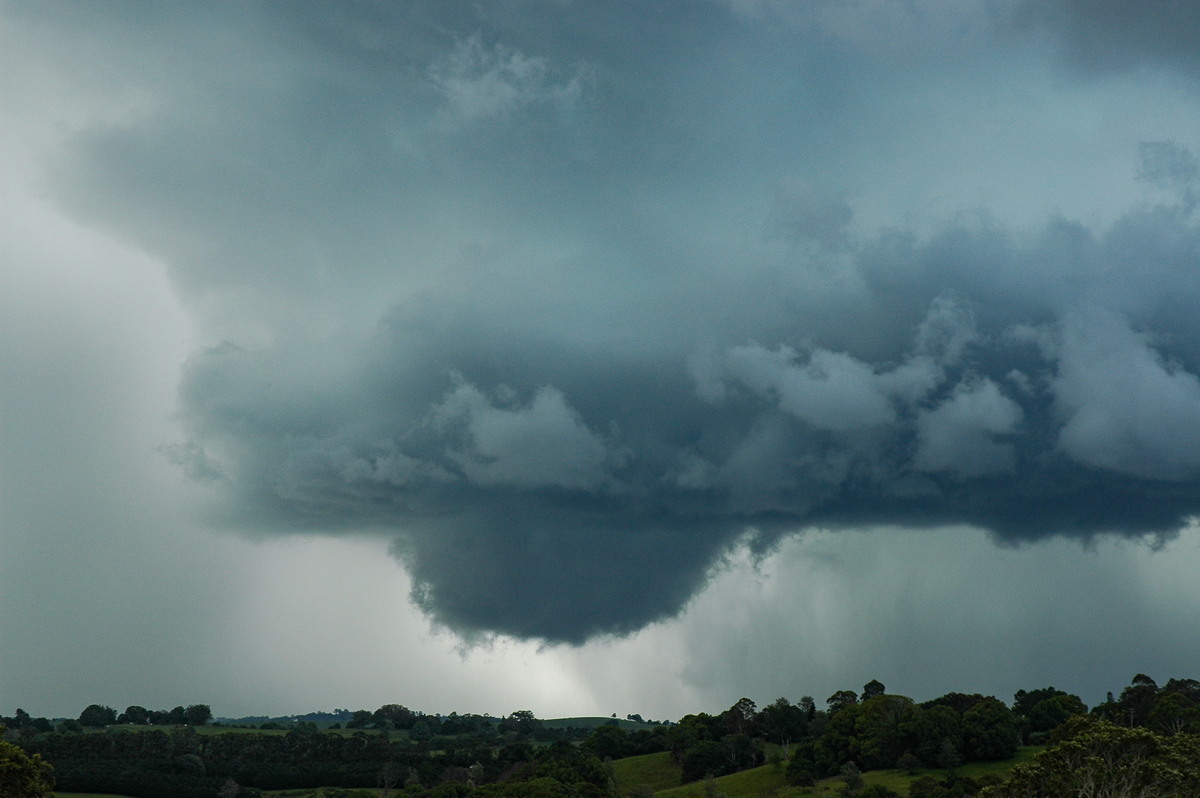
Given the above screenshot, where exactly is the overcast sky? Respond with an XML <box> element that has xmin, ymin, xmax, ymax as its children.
<box><xmin>4</xmin><ymin>0</ymin><xmax>1200</xmax><ymax>722</ymax></box>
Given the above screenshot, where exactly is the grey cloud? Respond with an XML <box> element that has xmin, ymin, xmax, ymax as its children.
<box><xmin>914</xmin><ymin>378</ymin><xmax>1023</xmax><ymax>478</ymax></box>
<box><xmin>18</xmin><ymin>1</ymin><xmax>1200</xmax><ymax>644</ymax></box>
<box><xmin>430</xmin><ymin>33</ymin><xmax>593</xmax><ymax>126</ymax></box>
<box><xmin>1052</xmin><ymin>308</ymin><xmax>1200</xmax><ymax>481</ymax></box>
<box><xmin>431</xmin><ymin>378</ymin><xmax>626</xmax><ymax>492</ymax></box>
<box><xmin>1013</xmin><ymin>0</ymin><xmax>1200</xmax><ymax>74</ymax></box>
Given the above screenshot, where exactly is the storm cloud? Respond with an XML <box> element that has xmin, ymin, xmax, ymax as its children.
<box><xmin>9</xmin><ymin>0</ymin><xmax>1200</xmax><ymax>645</ymax></box>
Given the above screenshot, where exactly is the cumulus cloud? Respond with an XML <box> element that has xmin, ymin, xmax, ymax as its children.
<box><xmin>432</xmin><ymin>378</ymin><xmax>625</xmax><ymax>492</ymax></box>
<box><xmin>1052</xmin><ymin>308</ymin><xmax>1200</xmax><ymax>481</ymax></box>
<box><xmin>914</xmin><ymin>378</ymin><xmax>1023</xmax><ymax>478</ymax></box>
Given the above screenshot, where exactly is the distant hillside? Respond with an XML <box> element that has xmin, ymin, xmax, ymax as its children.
<box><xmin>543</xmin><ymin>716</ymin><xmax>666</xmax><ymax>730</ymax></box>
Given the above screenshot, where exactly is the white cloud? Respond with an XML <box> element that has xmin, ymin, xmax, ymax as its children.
<box><xmin>915</xmin><ymin>378</ymin><xmax>1024</xmax><ymax>477</ymax></box>
<box><xmin>1053</xmin><ymin>308</ymin><xmax>1200</xmax><ymax>480</ymax></box>
<box><xmin>433</xmin><ymin>379</ymin><xmax>624</xmax><ymax>492</ymax></box>
<box><xmin>725</xmin><ymin>343</ymin><xmax>899</xmax><ymax>430</ymax></box>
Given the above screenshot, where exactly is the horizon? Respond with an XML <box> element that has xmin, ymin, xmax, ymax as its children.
<box><xmin>4</xmin><ymin>1</ymin><xmax>1200</xmax><ymax>725</ymax></box>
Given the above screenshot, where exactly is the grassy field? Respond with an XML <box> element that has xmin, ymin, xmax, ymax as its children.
<box><xmin>611</xmin><ymin>751</ymin><xmax>684</xmax><ymax>795</ymax></box>
<box><xmin>614</xmin><ymin>747</ymin><xmax>1043</xmax><ymax>797</ymax></box>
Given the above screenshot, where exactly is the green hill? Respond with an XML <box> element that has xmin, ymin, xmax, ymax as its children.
<box><xmin>612</xmin><ymin>747</ymin><xmax>1044</xmax><ymax>797</ymax></box>
<box><xmin>610</xmin><ymin>751</ymin><xmax>683</xmax><ymax>795</ymax></box>
<box><xmin>543</xmin><ymin>716</ymin><xmax>660</xmax><ymax>730</ymax></box>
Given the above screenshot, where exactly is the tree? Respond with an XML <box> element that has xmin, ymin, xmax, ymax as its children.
<box><xmin>1116</xmin><ymin>673</ymin><xmax>1160</xmax><ymax>727</ymax></box>
<box><xmin>409</xmin><ymin>720</ymin><xmax>433</xmax><ymax>742</ymax></box>
<box><xmin>960</xmin><ymin>698</ymin><xmax>1018</xmax><ymax>761</ymax></box>
<box><xmin>374</xmin><ymin>704</ymin><xmax>418</xmax><ymax>729</ymax></box>
<box><xmin>862</xmin><ymin>680</ymin><xmax>886</xmax><ymax>700</ymax></box>
<box><xmin>935</xmin><ymin>737</ymin><xmax>961</xmax><ymax>771</ymax></box>
<box><xmin>720</xmin><ymin>698</ymin><xmax>757</xmax><ymax>735</ymax></box>
<box><xmin>826</xmin><ymin>690</ymin><xmax>859</xmax><ymax>716</ymax></box>
<box><xmin>583</xmin><ymin>724</ymin><xmax>632</xmax><ymax>761</ymax></box>
<box><xmin>1146</xmin><ymin>691</ymin><xmax>1200</xmax><ymax>735</ymax></box>
<box><xmin>853</xmin><ymin>695</ymin><xmax>918</xmax><ymax>770</ymax></box>
<box><xmin>1025</xmin><ymin>693</ymin><xmax>1086</xmax><ymax>735</ymax></box>
<box><xmin>979</xmin><ymin>716</ymin><xmax>1200</xmax><ymax>797</ymax></box>
<box><xmin>785</xmin><ymin>746</ymin><xmax>815</xmax><ymax>787</ymax></box>
<box><xmin>119</xmin><ymin>705</ymin><xmax>150</xmax><ymax>725</ymax></box>
<box><xmin>501</xmin><ymin>710</ymin><xmax>540</xmax><ymax>738</ymax></box>
<box><xmin>185</xmin><ymin>704</ymin><xmax>212</xmax><ymax>726</ymax></box>
<box><xmin>348</xmin><ymin>709</ymin><xmax>375</xmax><ymax>729</ymax></box>
<box><xmin>756</xmin><ymin>697</ymin><xmax>806</xmax><ymax>754</ymax></box>
<box><xmin>839</xmin><ymin>761</ymin><xmax>864</xmax><ymax>793</ymax></box>
<box><xmin>906</xmin><ymin>704</ymin><xmax>961</xmax><ymax>766</ymax></box>
<box><xmin>680</xmin><ymin>740</ymin><xmax>729</xmax><ymax>783</ymax></box>
<box><xmin>78</xmin><ymin>704</ymin><xmax>117</xmax><ymax>727</ymax></box>
<box><xmin>0</xmin><ymin>735</ymin><xmax>55</xmax><ymax>797</ymax></box>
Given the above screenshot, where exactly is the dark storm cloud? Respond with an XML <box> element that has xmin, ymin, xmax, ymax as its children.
<box><xmin>170</xmin><ymin>187</ymin><xmax>1200</xmax><ymax>641</ymax></box>
<box><xmin>1013</xmin><ymin>0</ymin><xmax>1200</xmax><ymax>73</ymax></box>
<box><xmin>17</xmin><ymin>1</ymin><xmax>1200</xmax><ymax>643</ymax></box>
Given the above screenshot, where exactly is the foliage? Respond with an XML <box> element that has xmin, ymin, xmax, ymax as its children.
<box><xmin>0</xmin><ymin>734</ymin><xmax>55</xmax><ymax>797</ymax></box>
<box><xmin>79</xmin><ymin>705</ymin><xmax>118</xmax><ymax>728</ymax></box>
<box><xmin>8</xmin><ymin>674</ymin><xmax>1196</xmax><ymax>798</ymax></box>
<box><xmin>979</xmin><ymin>716</ymin><xmax>1200</xmax><ymax>797</ymax></box>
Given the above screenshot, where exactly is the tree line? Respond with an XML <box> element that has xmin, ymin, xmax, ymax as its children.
<box><xmin>2</xmin><ymin>673</ymin><xmax>1197</xmax><ymax>797</ymax></box>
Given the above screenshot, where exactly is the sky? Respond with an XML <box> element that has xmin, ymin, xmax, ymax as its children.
<box><xmin>3</xmin><ymin>0</ymin><xmax>1200</xmax><ymax>723</ymax></box>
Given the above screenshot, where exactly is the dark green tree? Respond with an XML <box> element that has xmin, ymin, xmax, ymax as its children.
<box><xmin>960</xmin><ymin>698</ymin><xmax>1018</xmax><ymax>761</ymax></box>
<box><xmin>905</xmin><ymin>704</ymin><xmax>961</xmax><ymax>766</ymax></box>
<box><xmin>979</xmin><ymin>716</ymin><xmax>1200</xmax><ymax>797</ymax></box>
<box><xmin>119</xmin><ymin>705</ymin><xmax>150</xmax><ymax>725</ymax></box>
<box><xmin>826</xmin><ymin>690</ymin><xmax>859</xmax><ymax>716</ymax></box>
<box><xmin>839</xmin><ymin>761</ymin><xmax>864</xmax><ymax>793</ymax></box>
<box><xmin>935</xmin><ymin>737</ymin><xmax>961</xmax><ymax>771</ymax></box>
<box><xmin>854</xmin><ymin>695</ymin><xmax>918</xmax><ymax>770</ymax></box>
<box><xmin>720</xmin><ymin>698</ymin><xmax>757</xmax><ymax>735</ymax></box>
<box><xmin>78</xmin><ymin>704</ymin><xmax>117</xmax><ymax>727</ymax></box>
<box><xmin>1025</xmin><ymin>693</ymin><xmax>1086</xmax><ymax>735</ymax></box>
<box><xmin>0</xmin><ymin>735</ymin><xmax>55</xmax><ymax>797</ymax></box>
<box><xmin>1146</xmin><ymin>691</ymin><xmax>1200</xmax><ymax>735</ymax></box>
<box><xmin>374</xmin><ymin>704</ymin><xmax>418</xmax><ymax>730</ymax></box>
<box><xmin>1115</xmin><ymin>673</ymin><xmax>1160</xmax><ymax>727</ymax></box>
<box><xmin>756</xmin><ymin>697</ymin><xmax>806</xmax><ymax>754</ymax></box>
<box><xmin>583</xmin><ymin>724</ymin><xmax>633</xmax><ymax>761</ymax></box>
<box><xmin>680</xmin><ymin>740</ymin><xmax>728</xmax><ymax>784</ymax></box>
<box><xmin>184</xmin><ymin>704</ymin><xmax>212</xmax><ymax>727</ymax></box>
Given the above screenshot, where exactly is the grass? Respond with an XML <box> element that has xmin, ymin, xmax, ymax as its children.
<box><xmin>614</xmin><ymin>748</ymin><xmax>1044</xmax><ymax>797</ymax></box>
<box><xmin>610</xmin><ymin>751</ymin><xmax>684</xmax><ymax>795</ymax></box>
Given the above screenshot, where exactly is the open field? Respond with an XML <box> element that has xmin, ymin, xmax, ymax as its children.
<box><xmin>617</xmin><ymin>747</ymin><xmax>1043</xmax><ymax>798</ymax></box>
<box><xmin>611</xmin><ymin>751</ymin><xmax>684</xmax><ymax>795</ymax></box>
